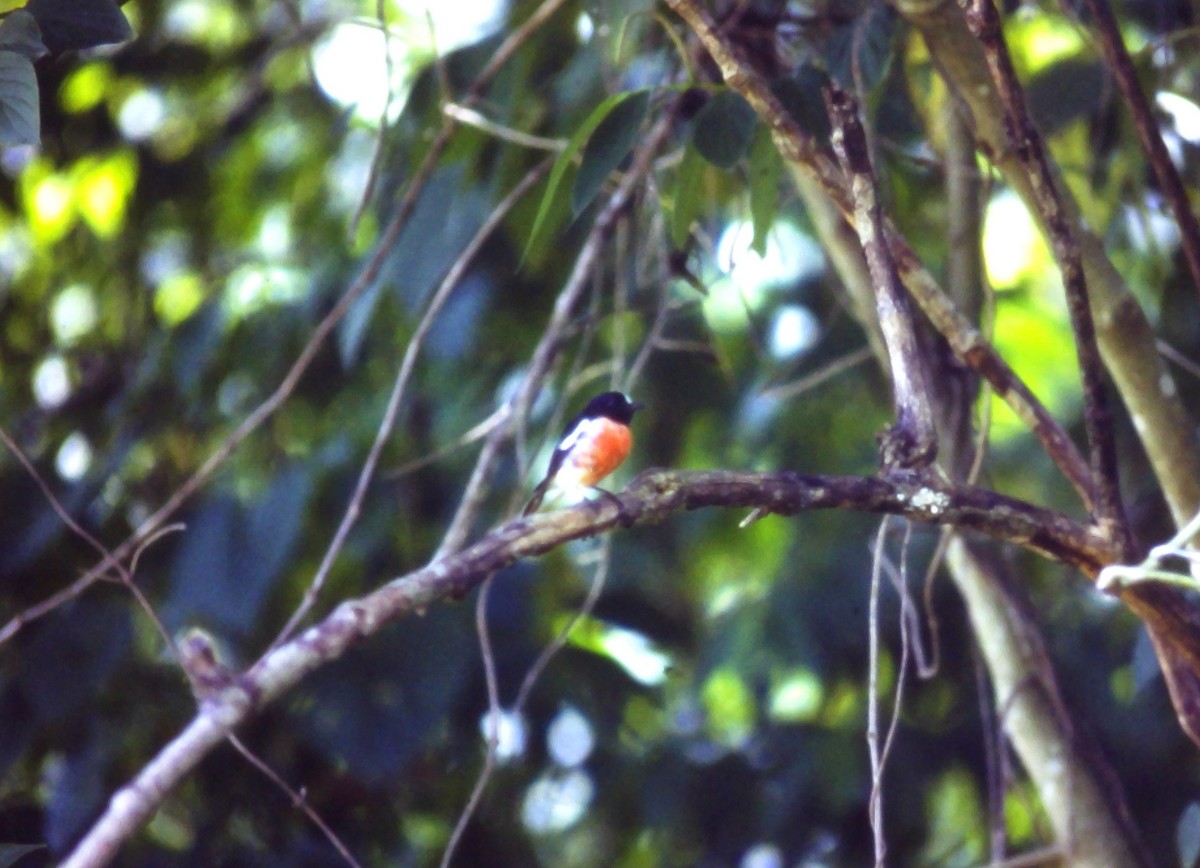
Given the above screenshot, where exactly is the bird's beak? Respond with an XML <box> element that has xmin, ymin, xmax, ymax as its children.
<box><xmin>631</xmin><ymin>401</ymin><xmax>646</xmax><ymax>413</ymax></box>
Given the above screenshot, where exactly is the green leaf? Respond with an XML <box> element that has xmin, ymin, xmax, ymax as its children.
<box><xmin>0</xmin><ymin>11</ymin><xmax>48</xmax><ymax>60</ymax></box>
<box><xmin>1026</xmin><ymin>59</ymin><xmax>1108</xmax><ymax>137</ymax></box>
<box><xmin>748</xmin><ymin>126</ymin><xmax>782</xmax><ymax>256</ymax></box>
<box><xmin>670</xmin><ymin>143</ymin><xmax>707</xmax><ymax>249</ymax></box>
<box><xmin>23</xmin><ymin>0</ymin><xmax>132</xmax><ymax>54</ymax></box>
<box><xmin>692</xmin><ymin>89</ymin><xmax>758</xmax><ymax>169</ymax></box>
<box><xmin>523</xmin><ymin>89</ymin><xmax>650</xmax><ymax>262</ymax></box>
<box><xmin>773</xmin><ymin>69</ymin><xmax>832</xmax><ymax>143</ymax></box>
<box><xmin>0</xmin><ymin>50</ymin><xmax>39</xmax><ymax>147</ymax></box>
<box><xmin>572</xmin><ymin>89</ymin><xmax>649</xmax><ymax>215</ymax></box>
<box><xmin>826</xmin><ymin>4</ymin><xmax>899</xmax><ymax>93</ymax></box>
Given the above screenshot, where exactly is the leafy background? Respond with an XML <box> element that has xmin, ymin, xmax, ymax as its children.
<box><xmin>1</xmin><ymin>0</ymin><xmax>1200</xmax><ymax>865</ymax></box>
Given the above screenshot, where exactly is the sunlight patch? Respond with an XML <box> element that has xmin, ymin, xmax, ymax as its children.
<box><xmin>600</xmin><ymin>626</ymin><xmax>671</xmax><ymax>686</ymax></box>
<box><xmin>522</xmin><ymin>769</ymin><xmax>593</xmax><ymax>833</ymax></box>
<box><xmin>313</xmin><ymin>1</ymin><xmax>503</xmax><ymax>125</ymax></box>
<box><xmin>704</xmin><ymin>220</ymin><xmax>824</xmax><ymax>331</ymax></box>
<box><xmin>56</xmin><ymin>432</ymin><xmax>93</xmax><ymax>482</ymax></box>
<box><xmin>51</xmin><ymin>284</ymin><xmax>98</xmax><ymax>345</ymax></box>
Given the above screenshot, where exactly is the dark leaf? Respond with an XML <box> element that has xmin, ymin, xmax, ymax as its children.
<box><xmin>748</xmin><ymin>125</ymin><xmax>782</xmax><ymax>256</ymax></box>
<box><xmin>337</xmin><ymin>276</ymin><xmax>386</xmax><ymax>369</ymax></box>
<box><xmin>774</xmin><ymin>68</ymin><xmax>832</xmax><ymax>143</ymax></box>
<box><xmin>0</xmin><ymin>844</ymin><xmax>46</xmax><ymax>868</ymax></box>
<box><xmin>692</xmin><ymin>89</ymin><xmax>758</xmax><ymax>169</ymax></box>
<box><xmin>341</xmin><ymin>166</ymin><xmax>486</xmax><ymax>366</ymax></box>
<box><xmin>523</xmin><ymin>89</ymin><xmax>649</xmax><ymax>261</ymax></box>
<box><xmin>572</xmin><ymin>88</ymin><xmax>650</xmax><ymax>215</ymax></box>
<box><xmin>164</xmin><ymin>468</ymin><xmax>312</xmax><ymax>637</ymax></box>
<box><xmin>826</xmin><ymin>4</ymin><xmax>899</xmax><ymax>93</ymax></box>
<box><xmin>288</xmin><ymin>607</ymin><xmax>472</xmax><ymax>784</ymax></box>
<box><xmin>21</xmin><ymin>602</ymin><xmax>131</xmax><ymax>725</ymax></box>
<box><xmin>240</xmin><ymin>465</ymin><xmax>313</xmax><ymax>603</ymax></box>
<box><xmin>670</xmin><ymin>143</ymin><xmax>707</xmax><ymax>249</ymax></box>
<box><xmin>0</xmin><ymin>51</ymin><xmax>38</xmax><ymax>147</ymax></box>
<box><xmin>23</xmin><ymin>0</ymin><xmax>132</xmax><ymax>54</ymax></box>
<box><xmin>0</xmin><ymin>11</ymin><xmax>47</xmax><ymax>60</ymax></box>
<box><xmin>44</xmin><ymin>731</ymin><xmax>107</xmax><ymax>851</ymax></box>
<box><xmin>1026</xmin><ymin>59</ymin><xmax>1109</xmax><ymax>136</ymax></box>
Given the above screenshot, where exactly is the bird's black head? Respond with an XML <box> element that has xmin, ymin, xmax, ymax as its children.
<box><xmin>580</xmin><ymin>391</ymin><xmax>644</xmax><ymax>424</ymax></box>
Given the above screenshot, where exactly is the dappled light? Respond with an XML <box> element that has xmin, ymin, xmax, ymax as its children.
<box><xmin>3</xmin><ymin>0</ymin><xmax>1200</xmax><ymax>866</ymax></box>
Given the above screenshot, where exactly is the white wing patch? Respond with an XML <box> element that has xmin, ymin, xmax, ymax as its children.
<box><xmin>556</xmin><ymin>416</ymin><xmax>604</xmax><ymax>455</ymax></box>
<box><xmin>545</xmin><ymin>416</ymin><xmax>608</xmax><ymax>503</ymax></box>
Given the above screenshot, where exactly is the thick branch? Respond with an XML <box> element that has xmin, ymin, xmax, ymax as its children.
<box><xmin>824</xmin><ymin>84</ymin><xmax>938</xmax><ymax>470</ymax></box>
<box><xmin>664</xmin><ymin>0</ymin><xmax>1096</xmax><ymax>510</ymax></box>
<box><xmin>65</xmin><ymin>468</ymin><xmax>1127</xmax><ymax>867</ymax></box>
<box><xmin>949</xmin><ymin>538</ymin><xmax>1150</xmax><ymax>866</ymax></box>
<box><xmin>892</xmin><ymin>0</ymin><xmax>1200</xmax><ymax>742</ymax></box>
<box><xmin>891</xmin><ymin>0</ymin><xmax>1200</xmax><ymax>529</ymax></box>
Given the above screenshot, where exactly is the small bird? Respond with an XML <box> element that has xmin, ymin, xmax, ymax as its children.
<box><xmin>523</xmin><ymin>391</ymin><xmax>645</xmax><ymax>516</ymax></box>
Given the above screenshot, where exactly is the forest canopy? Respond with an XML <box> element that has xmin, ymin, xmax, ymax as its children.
<box><xmin>3</xmin><ymin>0</ymin><xmax>1200</xmax><ymax>866</ymax></box>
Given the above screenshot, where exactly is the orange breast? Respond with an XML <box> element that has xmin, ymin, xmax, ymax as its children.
<box><xmin>566</xmin><ymin>418</ymin><xmax>633</xmax><ymax>487</ymax></box>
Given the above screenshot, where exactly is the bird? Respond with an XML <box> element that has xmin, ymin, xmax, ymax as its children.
<box><xmin>523</xmin><ymin>391</ymin><xmax>645</xmax><ymax>516</ymax></box>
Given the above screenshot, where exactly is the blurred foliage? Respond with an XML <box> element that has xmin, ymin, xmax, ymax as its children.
<box><xmin>1</xmin><ymin>0</ymin><xmax>1200</xmax><ymax>866</ymax></box>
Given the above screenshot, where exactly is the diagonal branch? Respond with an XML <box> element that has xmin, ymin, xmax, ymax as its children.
<box><xmin>270</xmin><ymin>156</ymin><xmax>554</xmax><ymax>648</ymax></box>
<box><xmin>1080</xmin><ymin>0</ymin><xmax>1200</xmax><ymax>303</ymax></box>
<box><xmin>434</xmin><ymin>110</ymin><xmax>678</xmax><ymax>558</ymax></box>
<box><xmin>0</xmin><ymin>0</ymin><xmax>573</xmax><ymax>648</ymax></box>
<box><xmin>63</xmin><ymin>466</ymin><xmax>1132</xmax><ymax>868</ymax></box>
<box><xmin>892</xmin><ymin>0</ymin><xmax>1200</xmax><ymax>527</ymax></box>
<box><xmin>963</xmin><ymin>0</ymin><xmax>1129</xmax><ymax>551</ymax></box>
<box><xmin>663</xmin><ymin>0</ymin><xmax>1095</xmax><ymax>509</ymax></box>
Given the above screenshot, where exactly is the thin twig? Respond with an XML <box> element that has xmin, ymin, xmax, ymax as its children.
<box><xmin>1157</xmin><ymin>339</ymin><xmax>1200</xmax><ymax>382</ymax></box>
<box><xmin>973</xmin><ymin>646</ymin><xmax>1007</xmax><ymax>862</ymax></box>
<box><xmin>434</xmin><ymin>111</ymin><xmax>677</xmax><ymax>559</ymax></box>
<box><xmin>228</xmin><ymin>734</ymin><xmax>362</xmax><ymax>868</ymax></box>
<box><xmin>867</xmin><ymin>518</ymin><xmax>887</xmax><ymax>867</ymax></box>
<box><xmin>440</xmin><ymin>574</ymin><xmax>502</xmax><ymax>868</ymax></box>
<box><xmin>384</xmin><ymin>404</ymin><xmax>508</xmax><ymax>479</ymax></box>
<box><xmin>878</xmin><ymin>525</ymin><xmax>912</xmax><ymax>800</ymax></box>
<box><xmin>1080</xmin><ymin>0</ymin><xmax>1200</xmax><ymax>303</ymax></box>
<box><xmin>0</xmin><ymin>425</ymin><xmax>176</xmax><ymax>655</ymax></box>
<box><xmin>880</xmin><ymin>536</ymin><xmax>934</xmax><ymax>678</ymax></box>
<box><xmin>442</xmin><ymin>103</ymin><xmax>568</xmax><ymax>151</ymax></box>
<box><xmin>759</xmin><ymin>345</ymin><xmax>874</xmax><ymax>401</ymax></box>
<box><xmin>347</xmin><ymin>0</ymin><xmax>397</xmax><ymax>240</ymax></box>
<box><xmin>514</xmin><ymin>536</ymin><xmax>613</xmax><ymax>713</ymax></box>
<box><xmin>271</xmin><ymin>157</ymin><xmax>553</xmax><ymax>648</ymax></box>
<box><xmin>0</xmin><ymin>0</ymin><xmax>573</xmax><ymax>648</ymax></box>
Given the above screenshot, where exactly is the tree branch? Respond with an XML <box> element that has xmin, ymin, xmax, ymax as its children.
<box><xmin>891</xmin><ymin>0</ymin><xmax>1200</xmax><ymax>529</ymax></box>
<box><xmin>963</xmin><ymin>0</ymin><xmax>1129</xmax><ymax>552</ymax></box>
<box><xmin>891</xmin><ymin>0</ymin><xmax>1200</xmax><ymax>742</ymax></box>
<box><xmin>824</xmin><ymin>83</ymin><xmax>938</xmax><ymax>471</ymax></box>
<box><xmin>63</xmin><ymin>467</ymin><xmax>1135</xmax><ymax>866</ymax></box>
<box><xmin>0</xmin><ymin>0</ymin><xmax>574</xmax><ymax>647</ymax></box>
<box><xmin>1080</xmin><ymin>0</ymin><xmax>1200</xmax><ymax>304</ymax></box>
<box><xmin>664</xmin><ymin>0</ymin><xmax>1097</xmax><ymax>511</ymax></box>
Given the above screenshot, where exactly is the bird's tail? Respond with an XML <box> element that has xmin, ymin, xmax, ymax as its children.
<box><xmin>522</xmin><ymin>480</ymin><xmax>550</xmax><ymax>516</ymax></box>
